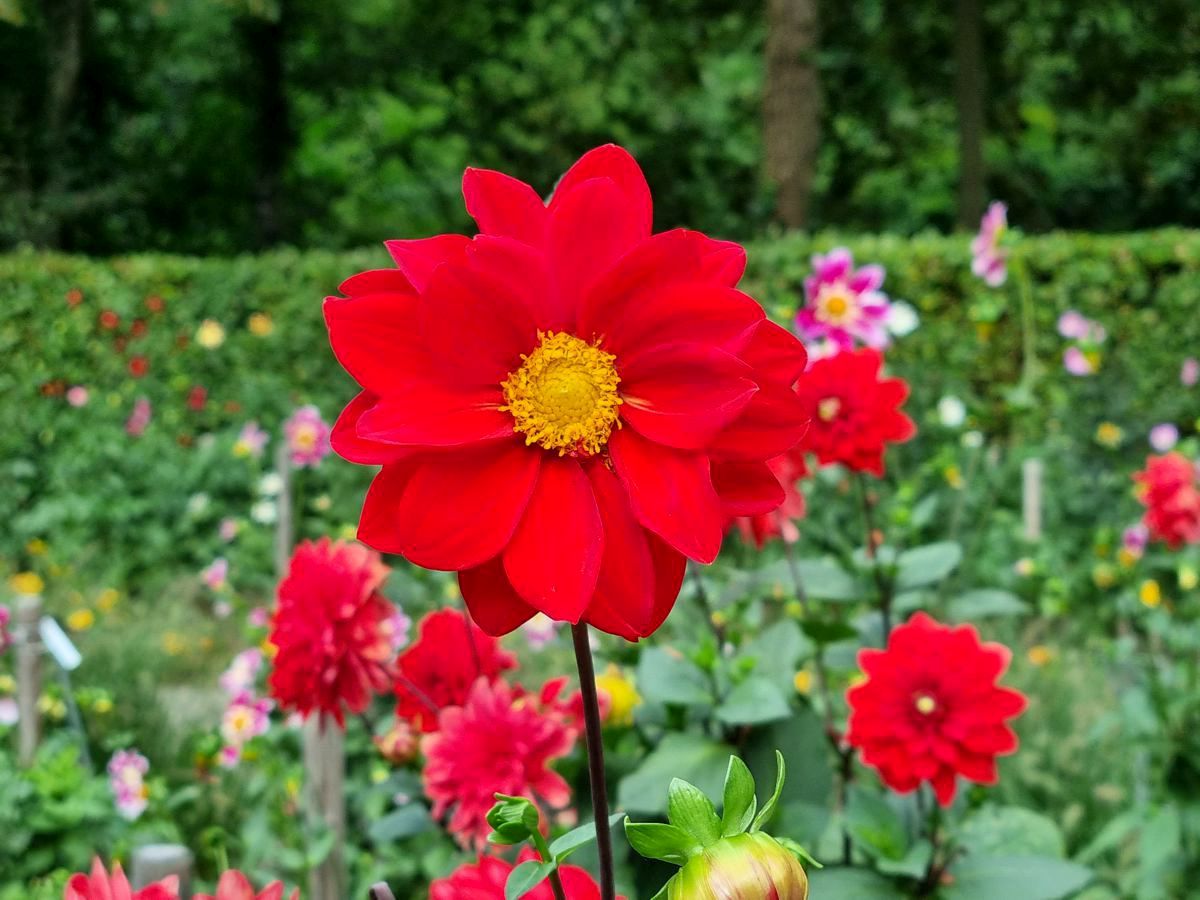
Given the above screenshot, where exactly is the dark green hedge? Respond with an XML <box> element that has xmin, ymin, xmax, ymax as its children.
<box><xmin>3</xmin><ymin>230</ymin><xmax>1198</xmax><ymax>591</ymax></box>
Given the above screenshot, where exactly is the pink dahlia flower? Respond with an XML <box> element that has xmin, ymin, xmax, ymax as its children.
<box><xmin>796</xmin><ymin>248</ymin><xmax>891</xmax><ymax>350</ymax></box>
<box><xmin>971</xmin><ymin>201</ymin><xmax>1008</xmax><ymax>287</ymax></box>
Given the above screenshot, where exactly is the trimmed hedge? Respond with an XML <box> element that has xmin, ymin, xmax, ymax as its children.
<box><xmin>3</xmin><ymin>230</ymin><xmax>1198</xmax><ymax>590</ymax></box>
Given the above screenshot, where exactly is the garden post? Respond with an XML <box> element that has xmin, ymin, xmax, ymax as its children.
<box><xmin>131</xmin><ymin>844</ymin><xmax>193</xmax><ymax>897</ymax></box>
<box><xmin>274</xmin><ymin>440</ymin><xmax>293</xmax><ymax>577</ymax></box>
<box><xmin>15</xmin><ymin>593</ymin><xmax>43</xmax><ymax>766</ymax></box>
<box><xmin>1023</xmin><ymin>457</ymin><xmax>1043</xmax><ymax>541</ymax></box>
<box><xmin>303</xmin><ymin>718</ymin><xmax>347</xmax><ymax>900</ymax></box>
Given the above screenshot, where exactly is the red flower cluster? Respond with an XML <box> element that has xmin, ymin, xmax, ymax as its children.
<box><xmin>268</xmin><ymin>538</ymin><xmax>397</xmax><ymax>727</ymax></box>
<box><xmin>423</xmin><ymin>678</ymin><xmax>577</xmax><ymax>850</ymax></box>
<box><xmin>793</xmin><ymin>348</ymin><xmax>914</xmax><ymax>476</ymax></box>
<box><xmin>846</xmin><ymin>612</ymin><xmax>1026</xmax><ymax>806</ymax></box>
<box><xmin>730</xmin><ymin>450</ymin><xmax>808</xmax><ymax>547</ymax></box>
<box><xmin>193</xmin><ymin>871</ymin><xmax>297</xmax><ymax>900</ymax></box>
<box><xmin>394</xmin><ymin>608</ymin><xmax>516</xmax><ymax>733</ymax></box>
<box><xmin>430</xmin><ymin>847</ymin><xmax>621</xmax><ymax>900</ymax></box>
<box><xmin>65</xmin><ymin>859</ymin><xmax>178</xmax><ymax>900</ymax></box>
<box><xmin>324</xmin><ymin>145</ymin><xmax>810</xmax><ymax>640</ymax></box>
<box><xmin>1133</xmin><ymin>452</ymin><xmax>1200</xmax><ymax>548</ymax></box>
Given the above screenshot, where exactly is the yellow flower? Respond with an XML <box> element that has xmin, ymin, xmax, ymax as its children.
<box><xmin>1027</xmin><ymin>645</ymin><xmax>1054</xmax><ymax>667</ymax></box>
<box><xmin>595</xmin><ymin>664</ymin><xmax>642</xmax><ymax>727</ymax></box>
<box><xmin>162</xmin><ymin>631</ymin><xmax>187</xmax><ymax>655</ymax></box>
<box><xmin>93</xmin><ymin>697</ymin><xmax>113</xmax><ymax>714</ymax></box>
<box><xmin>1139</xmin><ymin>579</ymin><xmax>1162</xmax><ymax>609</ymax></box>
<box><xmin>1179</xmin><ymin>565</ymin><xmax>1198</xmax><ymax>591</ymax></box>
<box><xmin>9</xmin><ymin>571</ymin><xmax>44</xmax><ymax>595</ymax></box>
<box><xmin>97</xmin><ymin>588</ymin><xmax>120</xmax><ymax>612</ymax></box>
<box><xmin>943</xmin><ymin>465</ymin><xmax>964</xmax><ymax>490</ymax></box>
<box><xmin>711</xmin><ymin>610</ymin><xmax>728</xmax><ymax>629</ymax></box>
<box><xmin>1092</xmin><ymin>564</ymin><xmax>1116</xmax><ymax>589</ymax></box>
<box><xmin>248</xmin><ymin>312</ymin><xmax>274</xmax><ymax>336</ymax></box>
<box><xmin>195</xmin><ymin>319</ymin><xmax>226</xmax><ymax>349</ymax></box>
<box><xmin>25</xmin><ymin>538</ymin><xmax>48</xmax><ymax>556</ymax></box>
<box><xmin>312</xmin><ymin>494</ymin><xmax>332</xmax><ymax>512</ymax></box>
<box><xmin>0</xmin><ymin>674</ymin><xmax>15</xmax><ymax>693</ymax></box>
<box><xmin>66</xmin><ymin>609</ymin><xmax>95</xmax><ymax>631</ymax></box>
<box><xmin>793</xmin><ymin>670</ymin><xmax>813</xmax><ymax>695</ymax></box>
<box><xmin>1095</xmin><ymin>422</ymin><xmax>1124</xmax><ymax>448</ymax></box>
<box><xmin>1014</xmin><ymin>557</ymin><xmax>1035</xmax><ymax>577</ymax></box>
<box><xmin>1117</xmin><ymin>548</ymin><xmax>1138</xmax><ymax>569</ymax></box>
<box><xmin>261</xmin><ymin>637</ymin><xmax>278</xmax><ymax>659</ymax></box>
<box><xmin>338</xmin><ymin>523</ymin><xmax>357</xmax><ymax>541</ymax></box>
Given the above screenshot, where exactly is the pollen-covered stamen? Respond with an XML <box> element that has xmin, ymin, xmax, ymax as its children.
<box><xmin>500</xmin><ymin>331</ymin><xmax>622</xmax><ymax>456</ymax></box>
<box><xmin>818</xmin><ymin>397</ymin><xmax>842</xmax><ymax>422</ymax></box>
<box><xmin>815</xmin><ymin>283</ymin><xmax>861</xmax><ymax>326</ymax></box>
<box><xmin>914</xmin><ymin>693</ymin><xmax>938</xmax><ymax>715</ymax></box>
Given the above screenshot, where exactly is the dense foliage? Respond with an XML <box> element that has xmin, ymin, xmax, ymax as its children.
<box><xmin>2</xmin><ymin>0</ymin><xmax>1199</xmax><ymax>253</ymax></box>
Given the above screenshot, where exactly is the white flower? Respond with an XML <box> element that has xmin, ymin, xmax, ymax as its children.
<box><xmin>186</xmin><ymin>493</ymin><xmax>211</xmax><ymax>516</ymax></box>
<box><xmin>961</xmin><ymin>430</ymin><xmax>984</xmax><ymax>449</ymax></box>
<box><xmin>258</xmin><ymin>472</ymin><xmax>284</xmax><ymax>496</ymax></box>
<box><xmin>885</xmin><ymin>300</ymin><xmax>919</xmax><ymax>336</ymax></box>
<box><xmin>251</xmin><ymin>500</ymin><xmax>278</xmax><ymax>524</ymax></box>
<box><xmin>937</xmin><ymin>396</ymin><xmax>967</xmax><ymax>428</ymax></box>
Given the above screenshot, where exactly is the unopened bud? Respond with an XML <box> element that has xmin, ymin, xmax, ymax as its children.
<box><xmin>667</xmin><ymin>832</ymin><xmax>809</xmax><ymax>900</ymax></box>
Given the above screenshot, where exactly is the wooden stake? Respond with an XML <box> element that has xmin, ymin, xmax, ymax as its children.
<box><xmin>131</xmin><ymin>844</ymin><xmax>193</xmax><ymax>896</ymax></box>
<box><xmin>274</xmin><ymin>440</ymin><xmax>294</xmax><ymax>578</ymax></box>
<box><xmin>304</xmin><ymin>717</ymin><xmax>347</xmax><ymax>900</ymax></box>
<box><xmin>15</xmin><ymin>594</ymin><xmax>43</xmax><ymax>766</ymax></box>
<box><xmin>1022</xmin><ymin>457</ymin><xmax>1043</xmax><ymax>542</ymax></box>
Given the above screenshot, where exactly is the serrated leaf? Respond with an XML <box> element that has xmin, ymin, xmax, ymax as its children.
<box><xmin>751</xmin><ymin>751</ymin><xmax>786</xmax><ymax>833</ymax></box>
<box><xmin>715</xmin><ymin>677</ymin><xmax>791</xmax><ymax>726</ymax></box>
<box><xmin>624</xmin><ymin>820</ymin><xmax>701</xmax><ymax>865</ymax></box>
<box><xmin>721</xmin><ymin>756</ymin><xmax>757</xmax><ymax>837</ymax></box>
<box><xmin>668</xmin><ymin>778</ymin><xmax>722</xmax><ymax>846</ymax></box>
<box><xmin>504</xmin><ymin>860</ymin><xmax>553</xmax><ymax>900</ymax></box>
<box><xmin>548</xmin><ymin>812</ymin><xmax>625</xmax><ymax>862</ymax></box>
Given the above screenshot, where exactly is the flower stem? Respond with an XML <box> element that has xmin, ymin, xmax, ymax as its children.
<box><xmin>855</xmin><ymin>473</ymin><xmax>893</xmax><ymax>640</ymax></box>
<box><xmin>571</xmin><ymin>622</ymin><xmax>616</xmax><ymax>900</ymax></box>
<box><xmin>531</xmin><ymin>829</ymin><xmax>568</xmax><ymax>900</ymax></box>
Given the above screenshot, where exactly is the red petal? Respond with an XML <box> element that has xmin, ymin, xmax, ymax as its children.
<box><xmin>692</xmin><ymin>234</ymin><xmax>747</xmax><ymax>286</ymax></box>
<box><xmin>609</xmin><ymin>428</ymin><xmax>724</xmax><ymax>564</ymax></box>
<box><xmin>458</xmin><ymin>557</ymin><xmax>538</xmax><ymax>636</ymax></box>
<box><xmin>323</xmin><ymin>292</ymin><xmax>429</xmax><ymax>395</ymax></box>
<box><xmin>420</xmin><ymin>262</ymin><xmax>537</xmax><ymax>385</ymax></box>
<box><xmin>598</xmin><ymin>281</ymin><xmax>764</xmax><ymax>360</ymax></box>
<box><xmin>384</xmin><ymin>234</ymin><xmax>470</xmax><ymax>292</ymax></box>
<box><xmin>645</xmin><ymin>532</ymin><xmax>687</xmax><ymax>635</ymax></box>
<box><xmin>711</xmin><ymin>460</ymin><xmax>785</xmax><ymax>517</ymax></box>
<box><xmin>548</xmin><ymin>177</ymin><xmax>645</xmax><ymax>326</ymax></box>
<box><xmin>740</xmin><ymin>320</ymin><xmax>809</xmax><ymax>386</ymax></box>
<box><xmin>331</xmin><ymin>391</ymin><xmax>411</xmax><ymax>464</ymax></box>
<box><xmin>357</xmin><ymin>461</ymin><xmax>420</xmax><ymax>554</ymax></box>
<box><xmin>377</xmin><ymin>442</ymin><xmax>540</xmax><ymax>570</ymax></box>
<box><xmin>503</xmin><ymin>457</ymin><xmax>602</xmax><ymax>622</ymax></box>
<box><xmin>553</xmin><ymin>144</ymin><xmax>652</xmax><ymax>238</ymax></box>
<box><xmin>463</xmin><ymin>168</ymin><xmax>548</xmax><ymax>246</ymax></box>
<box><xmin>465</xmin><ymin>236</ymin><xmax>560</xmax><ymax>332</ymax></box>
<box><xmin>709</xmin><ymin>380</ymin><xmax>810</xmax><ymax>461</ymax></box>
<box><xmin>356</xmin><ymin>384</ymin><xmax>513</xmax><ymax>447</ymax></box>
<box><xmin>619</xmin><ymin>344</ymin><xmax>758</xmax><ymax>449</ymax></box>
<box><xmin>583</xmin><ymin>463</ymin><xmax>655</xmax><ymax>639</ymax></box>
<box><xmin>338</xmin><ymin>268</ymin><xmax>415</xmax><ymax>297</ymax></box>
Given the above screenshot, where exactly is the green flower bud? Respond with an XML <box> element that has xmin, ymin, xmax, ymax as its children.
<box><xmin>667</xmin><ymin>832</ymin><xmax>809</xmax><ymax>900</ymax></box>
<box><xmin>486</xmin><ymin>794</ymin><xmax>541</xmax><ymax>845</ymax></box>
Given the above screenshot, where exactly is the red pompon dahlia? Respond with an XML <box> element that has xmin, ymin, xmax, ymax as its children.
<box><xmin>395</xmin><ymin>608</ymin><xmax>517</xmax><ymax>733</ymax></box>
<box><xmin>323</xmin><ymin>145</ymin><xmax>810</xmax><ymax>640</ymax></box>
<box><xmin>1133</xmin><ymin>453</ymin><xmax>1200</xmax><ymax>549</ymax></box>
<box><xmin>845</xmin><ymin>612</ymin><xmax>1027</xmax><ymax>806</ymax></box>
<box><xmin>194</xmin><ymin>871</ymin><xmax>298</xmax><ymax>900</ymax></box>
<box><xmin>423</xmin><ymin>678</ymin><xmax>576</xmax><ymax>850</ymax></box>
<box><xmin>793</xmin><ymin>348</ymin><xmax>914</xmax><ymax>476</ymax></box>
<box><xmin>268</xmin><ymin>538</ymin><xmax>396</xmax><ymax>727</ymax></box>
<box><xmin>65</xmin><ymin>859</ymin><xmax>179</xmax><ymax>900</ymax></box>
<box><xmin>430</xmin><ymin>847</ymin><xmax>621</xmax><ymax>900</ymax></box>
<box><xmin>730</xmin><ymin>450</ymin><xmax>808</xmax><ymax>548</ymax></box>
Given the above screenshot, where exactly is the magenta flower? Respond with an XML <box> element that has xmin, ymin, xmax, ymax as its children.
<box><xmin>218</xmin><ymin>517</ymin><xmax>239</xmax><ymax>542</ymax></box>
<box><xmin>971</xmin><ymin>201</ymin><xmax>1008</xmax><ymax>286</ymax></box>
<box><xmin>1182</xmin><ymin>358</ymin><xmax>1199</xmax><ymax>387</ymax></box>
<box><xmin>1123</xmin><ymin>523</ymin><xmax>1150</xmax><ymax>558</ymax></box>
<box><xmin>1063</xmin><ymin>346</ymin><xmax>1097</xmax><ymax>376</ymax></box>
<box><xmin>0</xmin><ymin>604</ymin><xmax>10</xmax><ymax>655</ymax></box>
<box><xmin>384</xmin><ymin>608</ymin><xmax>412</xmax><ymax>654</ymax></box>
<box><xmin>125</xmin><ymin>397</ymin><xmax>151</xmax><ymax>437</ymax></box>
<box><xmin>283</xmin><ymin>405</ymin><xmax>332</xmax><ymax>468</ymax></box>
<box><xmin>219</xmin><ymin>649</ymin><xmax>263</xmax><ymax>697</ymax></box>
<box><xmin>220</xmin><ymin>692</ymin><xmax>273</xmax><ymax>750</ymax></box>
<box><xmin>247</xmin><ymin>606</ymin><xmax>270</xmax><ymax>628</ymax></box>
<box><xmin>1150</xmin><ymin>423</ymin><xmax>1180</xmax><ymax>453</ymax></box>
<box><xmin>201</xmin><ymin>557</ymin><xmax>228</xmax><ymax>591</ymax></box>
<box><xmin>107</xmin><ymin>749</ymin><xmax>150</xmax><ymax>820</ymax></box>
<box><xmin>796</xmin><ymin>248</ymin><xmax>891</xmax><ymax>350</ymax></box>
<box><xmin>66</xmin><ymin>386</ymin><xmax>89</xmax><ymax>407</ymax></box>
<box><xmin>521</xmin><ymin>613</ymin><xmax>560</xmax><ymax>650</ymax></box>
<box><xmin>1057</xmin><ymin>310</ymin><xmax>1091</xmax><ymax>340</ymax></box>
<box><xmin>233</xmin><ymin>421</ymin><xmax>269</xmax><ymax>459</ymax></box>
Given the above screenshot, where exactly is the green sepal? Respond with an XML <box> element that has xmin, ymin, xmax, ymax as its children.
<box><xmin>667</xmin><ymin>777</ymin><xmax>722</xmax><ymax>846</ymax></box>
<box><xmin>750</xmin><ymin>750</ymin><xmax>787</xmax><ymax>832</ymax></box>
<box><xmin>624</xmin><ymin>818</ymin><xmax>702</xmax><ymax>865</ymax></box>
<box><xmin>720</xmin><ymin>756</ymin><xmax>758</xmax><ymax>837</ymax></box>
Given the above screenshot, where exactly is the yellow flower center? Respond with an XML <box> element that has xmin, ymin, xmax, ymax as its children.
<box><xmin>914</xmin><ymin>693</ymin><xmax>937</xmax><ymax>715</ymax></box>
<box><xmin>293</xmin><ymin>425</ymin><xmax>317</xmax><ymax>451</ymax></box>
<box><xmin>816</xmin><ymin>284</ymin><xmax>860</xmax><ymax>325</ymax></box>
<box><xmin>818</xmin><ymin>397</ymin><xmax>842</xmax><ymax>422</ymax></box>
<box><xmin>501</xmin><ymin>331</ymin><xmax>622</xmax><ymax>456</ymax></box>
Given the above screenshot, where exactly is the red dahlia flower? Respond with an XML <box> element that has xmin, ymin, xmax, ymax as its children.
<box><xmin>845</xmin><ymin>612</ymin><xmax>1026</xmax><ymax>806</ymax></box>
<box><xmin>430</xmin><ymin>847</ymin><xmax>621</xmax><ymax>900</ymax></box>
<box><xmin>324</xmin><ymin>145</ymin><xmax>809</xmax><ymax>639</ymax></box>
<box><xmin>423</xmin><ymin>677</ymin><xmax>576</xmax><ymax>850</ymax></box>
<box><xmin>65</xmin><ymin>859</ymin><xmax>178</xmax><ymax>900</ymax></box>
<box><xmin>268</xmin><ymin>538</ymin><xmax>397</xmax><ymax>727</ymax></box>
<box><xmin>1133</xmin><ymin>452</ymin><xmax>1200</xmax><ymax>549</ymax></box>
<box><xmin>193</xmin><ymin>871</ymin><xmax>297</xmax><ymax>900</ymax></box>
<box><xmin>395</xmin><ymin>608</ymin><xmax>516</xmax><ymax>733</ymax></box>
<box><xmin>731</xmin><ymin>450</ymin><xmax>807</xmax><ymax>548</ymax></box>
<box><xmin>793</xmin><ymin>348</ymin><xmax>914</xmax><ymax>476</ymax></box>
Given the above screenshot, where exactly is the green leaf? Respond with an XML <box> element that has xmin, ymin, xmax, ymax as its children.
<box><xmin>948</xmin><ymin>589</ymin><xmax>1029</xmax><ymax>621</ymax></box>
<box><xmin>721</xmin><ymin>756</ymin><xmax>757</xmax><ymax>837</ymax></box>
<box><xmin>875</xmin><ymin>840</ymin><xmax>932</xmax><ymax>877</ymax></box>
<box><xmin>800</xmin><ymin>618</ymin><xmax>859</xmax><ymax>645</ymax></box>
<box><xmin>636</xmin><ymin>647</ymin><xmax>715</xmax><ymax>707</ymax></box>
<box><xmin>751</xmin><ymin>751</ymin><xmax>786</xmax><ymax>833</ymax></box>
<box><xmin>624</xmin><ymin>820</ymin><xmax>701</xmax><ymax>865</ymax></box>
<box><xmin>667</xmin><ymin>778</ymin><xmax>722</xmax><ymax>846</ymax></box>
<box><xmin>739</xmin><ymin>619</ymin><xmax>813</xmax><ymax>692</ymax></box>
<box><xmin>715</xmin><ymin>677</ymin><xmax>791</xmax><ymax>726</ymax></box>
<box><xmin>844</xmin><ymin>786</ymin><xmax>907</xmax><ymax>861</ymax></box>
<box><xmin>1074</xmin><ymin>810</ymin><xmax>1139</xmax><ymax>865</ymax></box>
<box><xmin>618</xmin><ymin>734</ymin><xmax>733</xmax><ymax>815</ymax></box>
<box><xmin>367</xmin><ymin>804</ymin><xmax>432</xmax><ymax>844</ymax></box>
<box><xmin>792</xmin><ymin>557</ymin><xmax>862</xmax><ymax>601</ymax></box>
<box><xmin>504</xmin><ymin>859</ymin><xmax>553</xmax><ymax>900</ymax></box>
<box><xmin>895</xmin><ymin>541</ymin><xmax>963</xmax><ymax>589</ymax></box>
<box><xmin>943</xmin><ymin>856</ymin><xmax>1093</xmax><ymax>900</ymax></box>
<box><xmin>548</xmin><ymin>813</ymin><xmax>625</xmax><ymax>862</ymax></box>
<box><xmin>805</xmin><ymin>867</ymin><xmax>897</xmax><ymax>898</ymax></box>
<box><xmin>957</xmin><ymin>806</ymin><xmax>1066</xmax><ymax>858</ymax></box>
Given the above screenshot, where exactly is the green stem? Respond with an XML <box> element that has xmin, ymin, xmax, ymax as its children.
<box><xmin>530</xmin><ymin>829</ymin><xmax>568</xmax><ymax>900</ymax></box>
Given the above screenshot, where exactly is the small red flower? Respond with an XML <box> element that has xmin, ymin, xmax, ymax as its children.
<box><xmin>129</xmin><ymin>355</ymin><xmax>150</xmax><ymax>378</ymax></box>
<box><xmin>131</xmin><ymin>318</ymin><xmax>149</xmax><ymax>338</ymax></box>
<box><xmin>430</xmin><ymin>847</ymin><xmax>620</xmax><ymax>900</ymax></box>
<box><xmin>146</xmin><ymin>295</ymin><xmax>165</xmax><ymax>313</ymax></box>
<box><xmin>65</xmin><ymin>858</ymin><xmax>178</xmax><ymax>900</ymax></box>
<box><xmin>99</xmin><ymin>310</ymin><xmax>120</xmax><ymax>330</ymax></box>
<box><xmin>423</xmin><ymin>677</ymin><xmax>576</xmax><ymax>850</ymax></box>
<box><xmin>394</xmin><ymin>608</ymin><xmax>516</xmax><ymax>733</ymax></box>
<box><xmin>729</xmin><ymin>450</ymin><xmax>808</xmax><ymax>548</ymax></box>
<box><xmin>267</xmin><ymin>538</ymin><xmax>397</xmax><ymax>727</ymax></box>
<box><xmin>846</xmin><ymin>612</ymin><xmax>1026</xmax><ymax>806</ymax></box>
<box><xmin>1133</xmin><ymin>453</ymin><xmax>1200</xmax><ymax>549</ymax></box>
<box><xmin>66</xmin><ymin>288</ymin><xmax>84</xmax><ymax>308</ymax></box>
<box><xmin>193</xmin><ymin>870</ymin><xmax>297</xmax><ymax>900</ymax></box>
<box><xmin>793</xmin><ymin>348</ymin><xmax>915</xmax><ymax>476</ymax></box>
<box><xmin>187</xmin><ymin>386</ymin><xmax>207</xmax><ymax>411</ymax></box>
<box><xmin>323</xmin><ymin>145</ymin><xmax>810</xmax><ymax>641</ymax></box>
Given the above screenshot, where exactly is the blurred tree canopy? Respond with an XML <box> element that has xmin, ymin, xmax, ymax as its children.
<box><xmin>1</xmin><ymin>0</ymin><xmax>1197</xmax><ymax>254</ymax></box>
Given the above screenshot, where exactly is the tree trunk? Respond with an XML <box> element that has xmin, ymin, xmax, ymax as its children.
<box><xmin>240</xmin><ymin>0</ymin><xmax>290</xmax><ymax>247</ymax></box>
<box><xmin>955</xmin><ymin>0</ymin><xmax>986</xmax><ymax>228</ymax></box>
<box><xmin>40</xmin><ymin>0</ymin><xmax>88</xmax><ymax>246</ymax></box>
<box><xmin>764</xmin><ymin>0</ymin><xmax>820</xmax><ymax>230</ymax></box>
